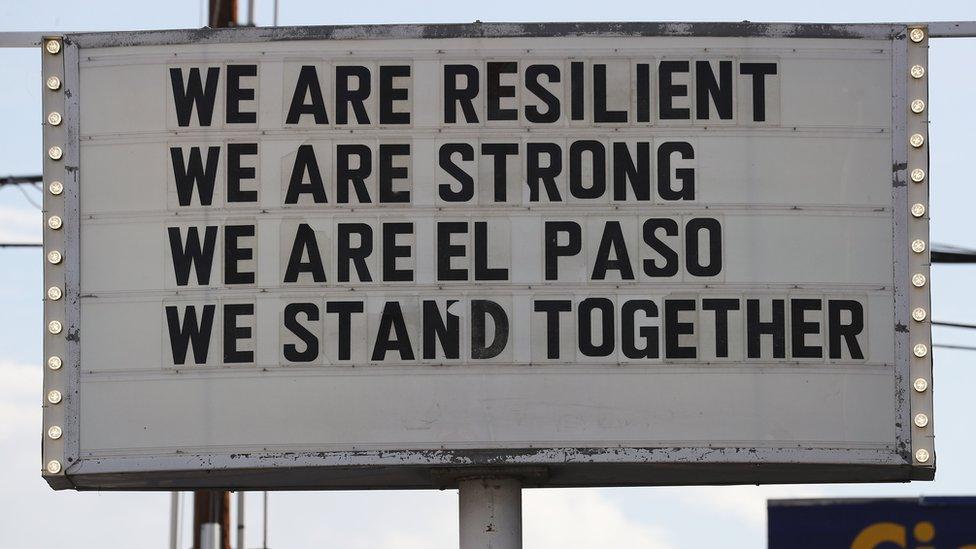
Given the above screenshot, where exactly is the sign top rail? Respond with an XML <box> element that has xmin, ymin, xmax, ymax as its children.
<box><xmin>5</xmin><ymin>21</ymin><xmax>975</xmax><ymax>49</ymax></box>
<box><xmin>64</xmin><ymin>21</ymin><xmax>912</xmax><ymax>48</ymax></box>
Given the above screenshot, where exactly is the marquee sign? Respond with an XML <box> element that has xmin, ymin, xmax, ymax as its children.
<box><xmin>39</xmin><ymin>23</ymin><xmax>933</xmax><ymax>490</ymax></box>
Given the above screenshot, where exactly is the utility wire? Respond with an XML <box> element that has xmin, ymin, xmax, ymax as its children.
<box><xmin>0</xmin><ymin>174</ymin><xmax>43</xmax><ymax>186</ymax></box>
<box><xmin>931</xmin><ymin>243</ymin><xmax>976</xmax><ymax>263</ymax></box>
<box><xmin>14</xmin><ymin>182</ymin><xmax>41</xmax><ymax>208</ymax></box>
<box><xmin>932</xmin><ymin>320</ymin><xmax>976</xmax><ymax>330</ymax></box>
<box><xmin>6</xmin><ymin>175</ymin><xmax>976</xmax><ymax>264</ymax></box>
<box><xmin>933</xmin><ymin>343</ymin><xmax>976</xmax><ymax>352</ymax></box>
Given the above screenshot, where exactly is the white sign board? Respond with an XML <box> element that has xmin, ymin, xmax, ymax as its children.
<box><xmin>40</xmin><ymin>23</ymin><xmax>934</xmax><ymax>490</ymax></box>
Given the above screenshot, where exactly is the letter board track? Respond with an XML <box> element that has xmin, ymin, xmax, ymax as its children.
<box><xmin>40</xmin><ymin>23</ymin><xmax>933</xmax><ymax>490</ymax></box>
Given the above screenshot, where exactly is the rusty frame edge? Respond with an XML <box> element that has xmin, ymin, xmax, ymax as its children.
<box><xmin>3</xmin><ymin>21</ymin><xmax>974</xmax><ymax>50</ymax></box>
<box><xmin>64</xmin><ymin>22</ymin><xmax>907</xmax><ymax>48</ymax></box>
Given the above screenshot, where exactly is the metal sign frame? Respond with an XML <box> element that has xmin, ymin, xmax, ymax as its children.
<box><xmin>38</xmin><ymin>21</ymin><xmax>933</xmax><ymax>490</ymax></box>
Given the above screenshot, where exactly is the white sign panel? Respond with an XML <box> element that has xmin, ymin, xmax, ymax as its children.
<box><xmin>40</xmin><ymin>23</ymin><xmax>933</xmax><ymax>490</ymax></box>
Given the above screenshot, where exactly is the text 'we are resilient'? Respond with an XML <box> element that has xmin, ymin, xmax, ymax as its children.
<box><xmin>159</xmin><ymin>58</ymin><xmax>866</xmax><ymax>366</ymax></box>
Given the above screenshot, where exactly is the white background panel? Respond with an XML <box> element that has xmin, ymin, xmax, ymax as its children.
<box><xmin>79</xmin><ymin>368</ymin><xmax>894</xmax><ymax>454</ymax></box>
<box><xmin>67</xmin><ymin>34</ymin><xmax>908</xmax><ymax>468</ymax></box>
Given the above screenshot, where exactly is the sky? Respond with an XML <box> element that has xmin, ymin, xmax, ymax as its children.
<box><xmin>1</xmin><ymin>0</ymin><xmax>976</xmax><ymax>547</ymax></box>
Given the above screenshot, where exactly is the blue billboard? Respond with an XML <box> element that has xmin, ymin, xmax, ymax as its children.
<box><xmin>768</xmin><ymin>497</ymin><xmax>976</xmax><ymax>548</ymax></box>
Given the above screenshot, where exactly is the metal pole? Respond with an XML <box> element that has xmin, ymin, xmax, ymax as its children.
<box><xmin>236</xmin><ymin>492</ymin><xmax>245</xmax><ymax>549</ymax></box>
<box><xmin>193</xmin><ymin>490</ymin><xmax>231</xmax><ymax>549</ymax></box>
<box><xmin>208</xmin><ymin>0</ymin><xmax>238</xmax><ymax>27</ymax></box>
<box><xmin>200</xmin><ymin>524</ymin><xmax>220</xmax><ymax>549</ymax></box>
<box><xmin>262</xmin><ymin>491</ymin><xmax>268</xmax><ymax>548</ymax></box>
<box><xmin>458</xmin><ymin>478</ymin><xmax>522</xmax><ymax>549</ymax></box>
<box><xmin>170</xmin><ymin>492</ymin><xmax>180</xmax><ymax>549</ymax></box>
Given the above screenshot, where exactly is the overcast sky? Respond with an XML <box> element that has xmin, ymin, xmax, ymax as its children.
<box><xmin>2</xmin><ymin>1</ymin><xmax>976</xmax><ymax>547</ymax></box>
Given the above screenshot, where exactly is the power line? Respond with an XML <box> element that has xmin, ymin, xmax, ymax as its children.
<box><xmin>0</xmin><ymin>174</ymin><xmax>43</xmax><ymax>186</ymax></box>
<box><xmin>14</xmin><ymin>182</ymin><xmax>41</xmax><ymax>208</ymax></box>
<box><xmin>931</xmin><ymin>243</ymin><xmax>976</xmax><ymax>263</ymax></box>
<box><xmin>932</xmin><ymin>320</ymin><xmax>976</xmax><ymax>330</ymax></box>
<box><xmin>933</xmin><ymin>343</ymin><xmax>976</xmax><ymax>352</ymax></box>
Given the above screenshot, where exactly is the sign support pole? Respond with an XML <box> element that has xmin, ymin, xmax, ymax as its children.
<box><xmin>458</xmin><ymin>477</ymin><xmax>522</xmax><ymax>549</ymax></box>
<box><xmin>169</xmin><ymin>492</ymin><xmax>180</xmax><ymax>549</ymax></box>
<box><xmin>236</xmin><ymin>492</ymin><xmax>245</xmax><ymax>549</ymax></box>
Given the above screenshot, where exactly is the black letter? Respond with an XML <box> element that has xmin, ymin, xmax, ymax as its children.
<box><xmin>169</xmin><ymin>67</ymin><xmax>219</xmax><ymax>127</ymax></box>
<box><xmin>657</xmin><ymin>141</ymin><xmax>696</xmax><ymax>201</ymax></box>
<box><xmin>371</xmin><ymin>301</ymin><xmax>415</xmax><ymax>360</ymax></box>
<box><xmin>702</xmin><ymin>299</ymin><xmax>739</xmax><ymax>358</ymax></box>
<box><xmin>791</xmin><ymin>299</ymin><xmax>823</xmax><ymax>359</ymax></box>
<box><xmin>544</xmin><ymin>221</ymin><xmax>581</xmax><ymax>280</ymax></box>
<box><xmin>168</xmin><ymin>226</ymin><xmax>217</xmax><ymax>286</ymax></box>
<box><xmin>283</xmin><ymin>224</ymin><xmax>326</xmax><ymax>283</ymax></box>
<box><xmin>828</xmin><ymin>300</ymin><xmax>865</xmax><ymax>359</ymax></box>
<box><xmin>423</xmin><ymin>300</ymin><xmax>459</xmax><ymax>360</ymax></box>
<box><xmin>642</xmin><ymin>218</ymin><xmax>679</xmax><ymax>277</ymax></box>
<box><xmin>286</xmin><ymin>65</ymin><xmax>328</xmax><ymax>124</ymax></box>
<box><xmin>739</xmin><ymin>62</ymin><xmax>778</xmax><ymax>122</ymax></box>
<box><xmin>171</xmin><ymin>146</ymin><xmax>220</xmax><ymax>206</ymax></box>
<box><xmin>591</xmin><ymin>221</ymin><xmax>634</xmax><ymax>280</ymax></box>
<box><xmin>226</xmin><ymin>64</ymin><xmax>257</xmax><ymax>124</ymax></box>
<box><xmin>472</xmin><ymin>300</ymin><xmax>509</xmax><ymax>359</ymax></box>
<box><xmin>444</xmin><ymin>64</ymin><xmax>479</xmax><ymax>123</ymax></box>
<box><xmin>622</xmin><ymin>300</ymin><xmax>659</xmax><ymax>359</ymax></box>
<box><xmin>437</xmin><ymin>221</ymin><xmax>467</xmax><ymax>281</ymax></box>
<box><xmin>283</xmin><ymin>303</ymin><xmax>319</xmax><ymax>362</ymax></box>
<box><xmin>227</xmin><ymin>142</ymin><xmax>258</xmax><ymax>202</ymax></box>
<box><xmin>285</xmin><ymin>145</ymin><xmax>328</xmax><ymax>204</ymax></box>
<box><xmin>570</xmin><ymin>61</ymin><xmax>584</xmax><ymax>120</ymax></box>
<box><xmin>336</xmin><ymin>144</ymin><xmax>372</xmax><ymax>203</ymax></box>
<box><xmin>337</xmin><ymin>223</ymin><xmax>373</xmax><ymax>282</ymax></box>
<box><xmin>613</xmin><ymin>142</ymin><xmax>650</xmax><ymax>201</ymax></box>
<box><xmin>439</xmin><ymin>143</ymin><xmax>474</xmax><ymax>202</ymax></box>
<box><xmin>685</xmin><ymin>218</ymin><xmax>722</xmax><ymax>276</ymax></box>
<box><xmin>486</xmin><ymin>61</ymin><xmax>517</xmax><ymax>121</ymax></box>
<box><xmin>665</xmin><ymin>299</ymin><xmax>696</xmax><ymax>358</ymax></box>
<box><xmin>223</xmin><ymin>303</ymin><xmax>254</xmax><ymax>363</ymax></box>
<box><xmin>326</xmin><ymin>301</ymin><xmax>364</xmax><ymax>360</ymax></box>
<box><xmin>379</xmin><ymin>143</ymin><xmax>410</xmax><ymax>203</ymax></box>
<box><xmin>481</xmin><ymin>143</ymin><xmax>519</xmax><ymax>202</ymax></box>
<box><xmin>695</xmin><ymin>60</ymin><xmax>733</xmax><ymax>120</ymax></box>
<box><xmin>526</xmin><ymin>142</ymin><xmax>562</xmax><ymax>201</ymax></box>
<box><xmin>379</xmin><ymin>65</ymin><xmax>410</xmax><ymax>124</ymax></box>
<box><xmin>383</xmin><ymin>222</ymin><xmax>414</xmax><ymax>282</ymax></box>
<box><xmin>336</xmin><ymin>65</ymin><xmax>371</xmax><ymax>124</ymax></box>
<box><xmin>636</xmin><ymin>64</ymin><xmax>651</xmax><ymax>122</ymax></box>
<box><xmin>569</xmin><ymin>140</ymin><xmax>606</xmax><ymax>199</ymax></box>
<box><xmin>224</xmin><ymin>225</ymin><xmax>255</xmax><ymax>285</ymax></box>
<box><xmin>524</xmin><ymin>64</ymin><xmax>560</xmax><ymax>123</ymax></box>
<box><xmin>747</xmin><ymin>299</ymin><xmax>786</xmax><ymax>359</ymax></box>
<box><xmin>534</xmin><ymin>300</ymin><xmax>571</xmax><ymax>359</ymax></box>
<box><xmin>474</xmin><ymin>222</ymin><xmax>508</xmax><ymax>281</ymax></box>
<box><xmin>593</xmin><ymin>64</ymin><xmax>627</xmax><ymax>123</ymax></box>
<box><xmin>659</xmin><ymin>60</ymin><xmax>690</xmax><ymax>119</ymax></box>
<box><xmin>166</xmin><ymin>304</ymin><xmax>215</xmax><ymax>364</ymax></box>
<box><xmin>579</xmin><ymin>298</ymin><xmax>615</xmax><ymax>357</ymax></box>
